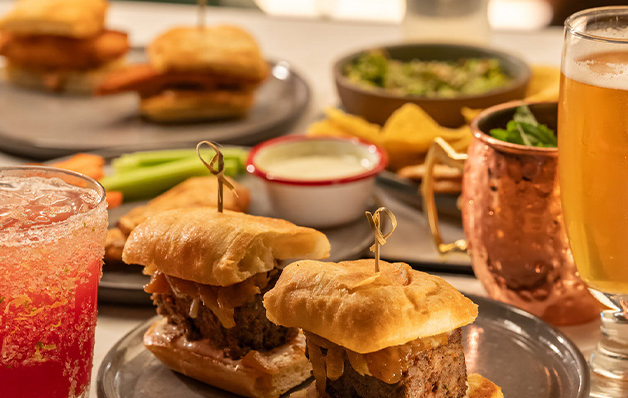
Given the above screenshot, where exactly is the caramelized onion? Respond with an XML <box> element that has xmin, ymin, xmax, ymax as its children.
<box><xmin>306</xmin><ymin>339</ymin><xmax>329</xmax><ymax>398</ymax></box>
<box><xmin>146</xmin><ymin>271</ymin><xmax>272</xmax><ymax>329</ymax></box>
<box><xmin>143</xmin><ymin>271</ymin><xmax>170</xmax><ymax>294</ymax></box>
<box><xmin>325</xmin><ymin>346</ymin><xmax>344</xmax><ymax>380</ymax></box>
<box><xmin>189</xmin><ymin>298</ymin><xmax>200</xmax><ymax>319</ymax></box>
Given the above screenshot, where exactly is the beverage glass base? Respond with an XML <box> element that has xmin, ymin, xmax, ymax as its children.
<box><xmin>588</xmin><ymin>307</ymin><xmax>628</xmax><ymax>398</ymax></box>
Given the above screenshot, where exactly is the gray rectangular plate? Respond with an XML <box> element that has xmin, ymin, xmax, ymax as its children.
<box><xmin>0</xmin><ymin>49</ymin><xmax>310</xmax><ymax>160</ymax></box>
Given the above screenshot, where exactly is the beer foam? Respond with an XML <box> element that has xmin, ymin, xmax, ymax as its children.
<box><xmin>563</xmin><ymin>50</ymin><xmax>628</xmax><ymax>90</ymax></box>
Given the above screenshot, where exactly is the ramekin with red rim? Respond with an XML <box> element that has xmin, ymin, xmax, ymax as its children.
<box><xmin>247</xmin><ymin>136</ymin><xmax>388</xmax><ymax>228</ymax></box>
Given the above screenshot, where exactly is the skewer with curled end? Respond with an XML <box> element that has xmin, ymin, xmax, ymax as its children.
<box><xmin>365</xmin><ymin>207</ymin><xmax>397</xmax><ymax>273</ymax></box>
<box><xmin>196</xmin><ymin>140</ymin><xmax>238</xmax><ymax>213</ymax></box>
<box><xmin>197</xmin><ymin>0</ymin><xmax>207</xmax><ymax>29</ymax></box>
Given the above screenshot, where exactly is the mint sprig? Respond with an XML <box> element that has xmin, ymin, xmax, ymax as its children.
<box><xmin>490</xmin><ymin>105</ymin><xmax>557</xmax><ymax>148</ymax></box>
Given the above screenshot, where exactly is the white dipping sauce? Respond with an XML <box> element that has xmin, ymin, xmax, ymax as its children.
<box><xmin>264</xmin><ymin>155</ymin><xmax>372</xmax><ymax>180</ymax></box>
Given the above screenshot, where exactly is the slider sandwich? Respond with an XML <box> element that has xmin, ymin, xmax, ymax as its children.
<box><xmin>97</xmin><ymin>25</ymin><xmax>268</xmax><ymax>122</ymax></box>
<box><xmin>0</xmin><ymin>0</ymin><xmax>129</xmax><ymax>93</ymax></box>
<box><xmin>122</xmin><ymin>208</ymin><xmax>331</xmax><ymax>398</ymax></box>
<box><xmin>264</xmin><ymin>259</ymin><xmax>504</xmax><ymax>398</ymax></box>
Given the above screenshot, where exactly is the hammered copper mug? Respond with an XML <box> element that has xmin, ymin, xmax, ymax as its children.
<box><xmin>421</xmin><ymin>101</ymin><xmax>599</xmax><ymax>326</ymax></box>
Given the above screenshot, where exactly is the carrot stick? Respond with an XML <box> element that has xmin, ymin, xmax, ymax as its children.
<box><xmin>105</xmin><ymin>191</ymin><xmax>123</xmax><ymax>209</ymax></box>
<box><xmin>50</xmin><ymin>153</ymin><xmax>105</xmax><ymax>181</ymax></box>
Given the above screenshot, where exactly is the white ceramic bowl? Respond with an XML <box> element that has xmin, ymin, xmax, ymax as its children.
<box><xmin>246</xmin><ymin>136</ymin><xmax>388</xmax><ymax>228</ymax></box>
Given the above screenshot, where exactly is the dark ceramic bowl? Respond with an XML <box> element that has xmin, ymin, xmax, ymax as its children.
<box><xmin>334</xmin><ymin>43</ymin><xmax>532</xmax><ymax>128</ymax></box>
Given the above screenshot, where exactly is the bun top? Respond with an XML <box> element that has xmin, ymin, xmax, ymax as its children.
<box><xmin>122</xmin><ymin>208</ymin><xmax>330</xmax><ymax>286</ymax></box>
<box><xmin>148</xmin><ymin>25</ymin><xmax>268</xmax><ymax>83</ymax></box>
<box><xmin>264</xmin><ymin>259</ymin><xmax>478</xmax><ymax>353</ymax></box>
<box><xmin>0</xmin><ymin>0</ymin><xmax>107</xmax><ymax>38</ymax></box>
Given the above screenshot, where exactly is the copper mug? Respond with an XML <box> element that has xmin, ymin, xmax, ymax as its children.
<box><xmin>421</xmin><ymin>101</ymin><xmax>599</xmax><ymax>326</ymax></box>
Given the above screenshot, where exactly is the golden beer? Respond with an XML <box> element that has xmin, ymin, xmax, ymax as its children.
<box><xmin>559</xmin><ymin>51</ymin><xmax>628</xmax><ymax>294</ymax></box>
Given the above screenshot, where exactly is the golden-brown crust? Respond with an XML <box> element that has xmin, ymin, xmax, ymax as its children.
<box><xmin>117</xmin><ymin>176</ymin><xmax>250</xmax><ymax>236</ymax></box>
<box><xmin>139</xmin><ymin>89</ymin><xmax>255</xmax><ymax>123</ymax></box>
<box><xmin>264</xmin><ymin>259</ymin><xmax>478</xmax><ymax>353</ymax></box>
<box><xmin>0</xmin><ymin>29</ymin><xmax>129</xmax><ymax>70</ymax></box>
<box><xmin>0</xmin><ymin>0</ymin><xmax>108</xmax><ymax>38</ymax></box>
<box><xmin>122</xmin><ymin>208</ymin><xmax>331</xmax><ymax>286</ymax></box>
<box><xmin>144</xmin><ymin>318</ymin><xmax>312</xmax><ymax>398</ymax></box>
<box><xmin>148</xmin><ymin>26</ymin><xmax>268</xmax><ymax>83</ymax></box>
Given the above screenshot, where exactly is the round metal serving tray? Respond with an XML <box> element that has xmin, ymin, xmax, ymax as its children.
<box><xmin>97</xmin><ymin>294</ymin><xmax>589</xmax><ymax>398</ymax></box>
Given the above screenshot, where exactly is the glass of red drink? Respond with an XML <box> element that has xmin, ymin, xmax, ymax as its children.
<box><xmin>0</xmin><ymin>166</ymin><xmax>108</xmax><ymax>398</ymax></box>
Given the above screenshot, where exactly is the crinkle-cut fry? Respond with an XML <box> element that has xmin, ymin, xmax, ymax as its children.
<box><xmin>432</xmin><ymin>179</ymin><xmax>463</xmax><ymax>194</ymax></box>
<box><xmin>397</xmin><ymin>163</ymin><xmax>463</xmax><ymax>181</ymax></box>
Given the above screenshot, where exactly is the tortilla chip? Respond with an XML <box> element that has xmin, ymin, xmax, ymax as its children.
<box><xmin>381</xmin><ymin>104</ymin><xmax>470</xmax><ymax>170</ymax></box>
<box><xmin>324</xmin><ymin>107</ymin><xmax>383</xmax><ymax>144</ymax></box>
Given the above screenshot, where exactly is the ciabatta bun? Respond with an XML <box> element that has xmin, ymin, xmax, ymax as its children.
<box><xmin>122</xmin><ymin>208</ymin><xmax>331</xmax><ymax>286</ymax></box>
<box><xmin>139</xmin><ymin>89</ymin><xmax>255</xmax><ymax>123</ymax></box>
<box><xmin>148</xmin><ymin>25</ymin><xmax>268</xmax><ymax>83</ymax></box>
<box><xmin>145</xmin><ymin>318</ymin><xmax>312</xmax><ymax>398</ymax></box>
<box><xmin>264</xmin><ymin>259</ymin><xmax>478</xmax><ymax>353</ymax></box>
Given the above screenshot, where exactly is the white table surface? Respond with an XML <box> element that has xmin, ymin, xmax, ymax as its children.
<box><xmin>0</xmin><ymin>2</ymin><xmax>599</xmax><ymax>396</ymax></box>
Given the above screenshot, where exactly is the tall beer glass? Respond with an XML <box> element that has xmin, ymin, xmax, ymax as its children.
<box><xmin>559</xmin><ymin>7</ymin><xmax>628</xmax><ymax>397</ymax></box>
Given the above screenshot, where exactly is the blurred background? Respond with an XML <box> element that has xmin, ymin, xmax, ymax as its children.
<box><xmin>123</xmin><ymin>0</ymin><xmax>628</xmax><ymax>30</ymax></box>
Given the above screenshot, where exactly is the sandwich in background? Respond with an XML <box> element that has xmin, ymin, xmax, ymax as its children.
<box><xmin>264</xmin><ymin>259</ymin><xmax>504</xmax><ymax>398</ymax></box>
<box><xmin>105</xmin><ymin>175</ymin><xmax>250</xmax><ymax>263</ymax></box>
<box><xmin>0</xmin><ymin>0</ymin><xmax>129</xmax><ymax>93</ymax></box>
<box><xmin>97</xmin><ymin>25</ymin><xmax>268</xmax><ymax>123</ymax></box>
<box><xmin>122</xmin><ymin>208</ymin><xmax>331</xmax><ymax>398</ymax></box>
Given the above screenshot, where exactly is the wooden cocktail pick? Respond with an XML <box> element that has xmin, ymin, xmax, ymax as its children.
<box><xmin>196</xmin><ymin>141</ymin><xmax>237</xmax><ymax>213</ymax></box>
<box><xmin>197</xmin><ymin>0</ymin><xmax>207</xmax><ymax>29</ymax></box>
<box><xmin>365</xmin><ymin>207</ymin><xmax>397</xmax><ymax>273</ymax></box>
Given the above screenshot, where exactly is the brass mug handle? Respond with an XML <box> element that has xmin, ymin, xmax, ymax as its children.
<box><xmin>420</xmin><ymin>137</ymin><xmax>469</xmax><ymax>254</ymax></box>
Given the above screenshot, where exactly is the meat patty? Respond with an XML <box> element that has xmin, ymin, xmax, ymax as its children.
<box><xmin>95</xmin><ymin>63</ymin><xmax>258</xmax><ymax>97</ymax></box>
<box><xmin>0</xmin><ymin>30</ymin><xmax>129</xmax><ymax>70</ymax></box>
<box><xmin>153</xmin><ymin>271</ymin><xmax>297</xmax><ymax>360</ymax></box>
<box><xmin>324</xmin><ymin>329</ymin><xmax>467</xmax><ymax>398</ymax></box>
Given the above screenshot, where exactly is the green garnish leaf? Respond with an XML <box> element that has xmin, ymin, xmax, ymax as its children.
<box><xmin>490</xmin><ymin>105</ymin><xmax>557</xmax><ymax>147</ymax></box>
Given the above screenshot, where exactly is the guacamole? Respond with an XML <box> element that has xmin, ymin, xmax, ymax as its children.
<box><xmin>343</xmin><ymin>50</ymin><xmax>512</xmax><ymax>98</ymax></box>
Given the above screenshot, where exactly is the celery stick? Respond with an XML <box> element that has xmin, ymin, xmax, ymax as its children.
<box><xmin>112</xmin><ymin>148</ymin><xmax>249</xmax><ymax>173</ymax></box>
<box><xmin>101</xmin><ymin>156</ymin><xmax>240</xmax><ymax>201</ymax></box>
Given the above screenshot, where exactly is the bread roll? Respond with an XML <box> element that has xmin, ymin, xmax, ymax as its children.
<box><xmin>139</xmin><ymin>89</ymin><xmax>255</xmax><ymax>123</ymax></box>
<box><xmin>264</xmin><ymin>259</ymin><xmax>478</xmax><ymax>353</ymax></box>
<box><xmin>122</xmin><ymin>208</ymin><xmax>331</xmax><ymax>286</ymax></box>
<box><xmin>148</xmin><ymin>25</ymin><xmax>268</xmax><ymax>83</ymax></box>
<box><xmin>0</xmin><ymin>0</ymin><xmax>108</xmax><ymax>38</ymax></box>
